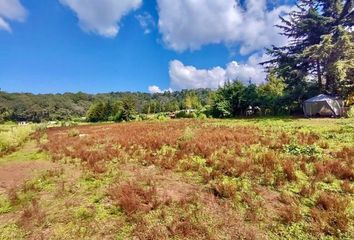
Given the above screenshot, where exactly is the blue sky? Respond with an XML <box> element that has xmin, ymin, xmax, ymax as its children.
<box><xmin>0</xmin><ymin>0</ymin><xmax>295</xmax><ymax>94</ymax></box>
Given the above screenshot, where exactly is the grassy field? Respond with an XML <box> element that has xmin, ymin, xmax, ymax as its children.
<box><xmin>0</xmin><ymin>118</ymin><xmax>353</xmax><ymax>239</ymax></box>
<box><xmin>0</xmin><ymin>124</ymin><xmax>35</xmax><ymax>156</ymax></box>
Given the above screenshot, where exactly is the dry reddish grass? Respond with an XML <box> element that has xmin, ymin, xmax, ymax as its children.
<box><xmin>335</xmin><ymin>147</ymin><xmax>354</xmax><ymax>162</ymax></box>
<box><xmin>42</xmin><ymin>121</ymin><xmax>261</xmax><ymax>174</ymax></box>
<box><xmin>341</xmin><ymin>180</ymin><xmax>353</xmax><ymax>194</ymax></box>
<box><xmin>42</xmin><ymin>121</ymin><xmax>191</xmax><ymax>170</ymax></box>
<box><xmin>315</xmin><ymin>159</ymin><xmax>354</xmax><ymax>181</ymax></box>
<box><xmin>109</xmin><ymin>180</ymin><xmax>160</xmax><ymax>216</ymax></box>
<box><xmin>178</xmin><ymin>126</ymin><xmax>260</xmax><ymax>159</ymax></box>
<box><xmin>311</xmin><ymin>193</ymin><xmax>351</xmax><ymax>236</ymax></box>
<box><xmin>283</xmin><ymin>160</ymin><xmax>297</xmax><ymax>182</ymax></box>
<box><xmin>39</xmin><ymin>120</ymin><xmax>353</xmax><ymax>238</ymax></box>
<box><xmin>298</xmin><ymin>132</ymin><xmax>320</xmax><ymax>145</ymax></box>
<box><xmin>275</xmin><ymin>193</ymin><xmax>301</xmax><ymax>224</ymax></box>
<box><xmin>17</xmin><ymin>199</ymin><xmax>46</xmax><ymax>229</ymax></box>
<box><xmin>278</xmin><ymin>205</ymin><xmax>302</xmax><ymax>224</ymax></box>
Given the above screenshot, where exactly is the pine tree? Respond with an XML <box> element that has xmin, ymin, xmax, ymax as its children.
<box><xmin>266</xmin><ymin>0</ymin><xmax>353</xmax><ymax>98</ymax></box>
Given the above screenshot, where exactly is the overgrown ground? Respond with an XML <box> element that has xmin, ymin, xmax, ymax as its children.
<box><xmin>0</xmin><ymin>124</ymin><xmax>35</xmax><ymax>156</ymax></box>
<box><xmin>0</xmin><ymin>118</ymin><xmax>353</xmax><ymax>239</ymax></box>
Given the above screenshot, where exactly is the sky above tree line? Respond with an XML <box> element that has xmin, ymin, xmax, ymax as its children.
<box><xmin>0</xmin><ymin>0</ymin><xmax>295</xmax><ymax>94</ymax></box>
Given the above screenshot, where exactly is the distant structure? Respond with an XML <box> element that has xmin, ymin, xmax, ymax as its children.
<box><xmin>18</xmin><ymin>121</ymin><xmax>28</xmax><ymax>126</ymax></box>
<box><xmin>303</xmin><ymin>94</ymin><xmax>345</xmax><ymax>117</ymax></box>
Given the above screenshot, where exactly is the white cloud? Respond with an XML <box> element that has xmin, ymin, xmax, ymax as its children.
<box><xmin>167</xmin><ymin>54</ymin><xmax>268</xmax><ymax>90</ymax></box>
<box><xmin>169</xmin><ymin>60</ymin><xmax>226</xmax><ymax>90</ymax></box>
<box><xmin>59</xmin><ymin>0</ymin><xmax>142</xmax><ymax>37</ymax></box>
<box><xmin>148</xmin><ymin>85</ymin><xmax>162</xmax><ymax>93</ymax></box>
<box><xmin>0</xmin><ymin>0</ymin><xmax>27</xmax><ymax>32</ymax></box>
<box><xmin>148</xmin><ymin>85</ymin><xmax>172</xmax><ymax>94</ymax></box>
<box><xmin>157</xmin><ymin>0</ymin><xmax>293</xmax><ymax>54</ymax></box>
<box><xmin>136</xmin><ymin>12</ymin><xmax>155</xmax><ymax>34</ymax></box>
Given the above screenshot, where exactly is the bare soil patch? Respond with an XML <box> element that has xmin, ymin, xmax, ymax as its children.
<box><xmin>0</xmin><ymin>161</ymin><xmax>56</xmax><ymax>194</ymax></box>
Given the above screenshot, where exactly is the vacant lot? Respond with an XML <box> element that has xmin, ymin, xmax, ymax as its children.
<box><xmin>0</xmin><ymin>118</ymin><xmax>353</xmax><ymax>239</ymax></box>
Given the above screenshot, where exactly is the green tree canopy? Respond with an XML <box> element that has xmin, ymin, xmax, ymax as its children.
<box><xmin>266</xmin><ymin>0</ymin><xmax>354</xmax><ymax>101</ymax></box>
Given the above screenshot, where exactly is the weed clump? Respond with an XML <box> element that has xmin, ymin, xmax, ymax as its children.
<box><xmin>311</xmin><ymin>193</ymin><xmax>351</xmax><ymax>236</ymax></box>
<box><xmin>283</xmin><ymin>160</ymin><xmax>297</xmax><ymax>181</ymax></box>
<box><xmin>109</xmin><ymin>181</ymin><xmax>159</xmax><ymax>216</ymax></box>
<box><xmin>18</xmin><ymin>199</ymin><xmax>46</xmax><ymax>228</ymax></box>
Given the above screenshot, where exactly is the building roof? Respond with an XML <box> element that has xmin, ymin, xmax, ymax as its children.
<box><xmin>304</xmin><ymin>94</ymin><xmax>338</xmax><ymax>103</ymax></box>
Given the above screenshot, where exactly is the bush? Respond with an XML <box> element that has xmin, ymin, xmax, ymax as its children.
<box><xmin>157</xmin><ymin>114</ymin><xmax>168</xmax><ymax>121</ymax></box>
<box><xmin>176</xmin><ymin>111</ymin><xmax>188</xmax><ymax>118</ymax></box>
<box><xmin>176</xmin><ymin>110</ymin><xmax>198</xmax><ymax>119</ymax></box>
<box><xmin>189</xmin><ymin>112</ymin><xmax>197</xmax><ymax>119</ymax></box>
<box><xmin>197</xmin><ymin>113</ymin><xmax>207</xmax><ymax>120</ymax></box>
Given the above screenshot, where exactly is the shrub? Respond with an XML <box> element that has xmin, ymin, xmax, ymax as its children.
<box><xmin>157</xmin><ymin>114</ymin><xmax>168</xmax><ymax>121</ymax></box>
<box><xmin>197</xmin><ymin>113</ymin><xmax>207</xmax><ymax>120</ymax></box>
<box><xmin>176</xmin><ymin>111</ymin><xmax>197</xmax><ymax>119</ymax></box>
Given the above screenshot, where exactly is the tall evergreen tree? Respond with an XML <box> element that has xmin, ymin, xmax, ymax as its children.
<box><xmin>266</xmin><ymin>0</ymin><xmax>353</xmax><ymax>99</ymax></box>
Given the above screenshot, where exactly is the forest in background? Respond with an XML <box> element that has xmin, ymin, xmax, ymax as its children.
<box><xmin>0</xmin><ymin>89</ymin><xmax>213</xmax><ymax>123</ymax></box>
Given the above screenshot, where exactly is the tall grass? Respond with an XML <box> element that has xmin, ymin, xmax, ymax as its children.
<box><xmin>0</xmin><ymin>125</ymin><xmax>34</xmax><ymax>154</ymax></box>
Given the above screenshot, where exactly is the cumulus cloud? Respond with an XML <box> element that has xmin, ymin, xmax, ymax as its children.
<box><xmin>167</xmin><ymin>54</ymin><xmax>268</xmax><ymax>90</ymax></box>
<box><xmin>136</xmin><ymin>12</ymin><xmax>155</xmax><ymax>34</ymax></box>
<box><xmin>169</xmin><ymin>60</ymin><xmax>226</xmax><ymax>90</ymax></box>
<box><xmin>148</xmin><ymin>85</ymin><xmax>172</xmax><ymax>94</ymax></box>
<box><xmin>157</xmin><ymin>0</ymin><xmax>293</xmax><ymax>54</ymax></box>
<box><xmin>59</xmin><ymin>0</ymin><xmax>142</xmax><ymax>37</ymax></box>
<box><xmin>0</xmin><ymin>0</ymin><xmax>27</xmax><ymax>32</ymax></box>
<box><xmin>148</xmin><ymin>85</ymin><xmax>162</xmax><ymax>93</ymax></box>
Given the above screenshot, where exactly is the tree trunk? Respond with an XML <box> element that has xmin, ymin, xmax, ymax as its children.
<box><xmin>317</xmin><ymin>59</ymin><xmax>322</xmax><ymax>91</ymax></box>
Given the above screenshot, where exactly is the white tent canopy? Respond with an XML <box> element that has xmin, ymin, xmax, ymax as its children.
<box><xmin>303</xmin><ymin>94</ymin><xmax>344</xmax><ymax>117</ymax></box>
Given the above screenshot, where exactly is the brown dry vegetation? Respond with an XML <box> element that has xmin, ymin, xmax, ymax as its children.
<box><xmin>37</xmin><ymin>120</ymin><xmax>354</xmax><ymax>239</ymax></box>
<box><xmin>1</xmin><ymin>119</ymin><xmax>353</xmax><ymax>239</ymax></box>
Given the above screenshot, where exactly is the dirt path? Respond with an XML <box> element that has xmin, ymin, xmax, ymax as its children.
<box><xmin>0</xmin><ymin>141</ymin><xmax>57</xmax><ymax>194</ymax></box>
<box><xmin>0</xmin><ymin>161</ymin><xmax>56</xmax><ymax>194</ymax></box>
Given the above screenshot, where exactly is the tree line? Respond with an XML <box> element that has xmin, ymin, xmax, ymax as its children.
<box><xmin>0</xmin><ymin>90</ymin><xmax>212</xmax><ymax>123</ymax></box>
